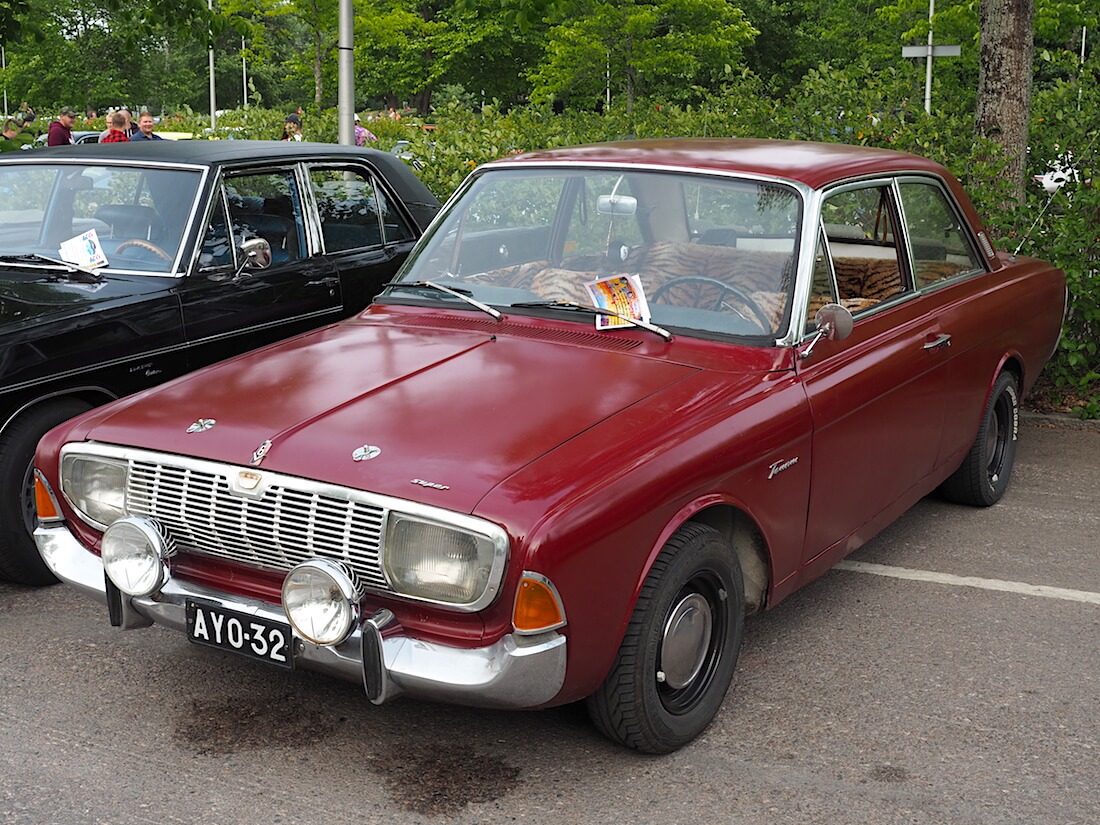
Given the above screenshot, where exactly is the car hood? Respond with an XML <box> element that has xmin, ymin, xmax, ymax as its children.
<box><xmin>74</xmin><ymin>316</ymin><xmax>706</xmax><ymax>512</ymax></box>
<box><xmin>0</xmin><ymin>271</ymin><xmax>173</xmax><ymax>326</ymax></box>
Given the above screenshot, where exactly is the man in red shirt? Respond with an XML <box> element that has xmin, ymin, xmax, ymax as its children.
<box><xmin>101</xmin><ymin>111</ymin><xmax>130</xmax><ymax>143</ymax></box>
<box><xmin>46</xmin><ymin>106</ymin><xmax>78</xmax><ymax>146</ymax></box>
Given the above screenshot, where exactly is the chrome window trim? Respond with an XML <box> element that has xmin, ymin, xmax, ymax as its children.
<box><xmin>57</xmin><ymin>442</ymin><xmax>510</xmax><ymax>613</ymax></box>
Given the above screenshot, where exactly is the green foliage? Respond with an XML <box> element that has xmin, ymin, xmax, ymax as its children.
<box><xmin>3</xmin><ymin>0</ymin><xmax>1095</xmax><ymax>416</ymax></box>
<box><xmin>528</xmin><ymin>0</ymin><xmax>757</xmax><ymax>110</ymax></box>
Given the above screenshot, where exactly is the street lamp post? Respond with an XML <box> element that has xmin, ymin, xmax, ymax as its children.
<box><xmin>901</xmin><ymin>0</ymin><xmax>960</xmax><ymax>115</ymax></box>
<box><xmin>208</xmin><ymin>0</ymin><xmax>217</xmax><ymax>130</ymax></box>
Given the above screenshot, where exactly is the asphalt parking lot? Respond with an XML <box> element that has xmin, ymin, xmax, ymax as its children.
<box><xmin>1</xmin><ymin>416</ymin><xmax>1097</xmax><ymax>825</ymax></box>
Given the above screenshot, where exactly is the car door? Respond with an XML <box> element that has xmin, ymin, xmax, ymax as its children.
<box><xmin>179</xmin><ymin>165</ymin><xmax>342</xmax><ymax>369</ymax></box>
<box><xmin>304</xmin><ymin>163</ymin><xmax>419</xmax><ymax>314</ymax></box>
<box><xmin>796</xmin><ymin>180</ymin><xmax>952</xmax><ymax>573</ymax></box>
<box><xmin>892</xmin><ymin>177</ymin><xmax>996</xmax><ymax>469</ymax></box>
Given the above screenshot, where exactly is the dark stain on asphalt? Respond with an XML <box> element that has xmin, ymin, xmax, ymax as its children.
<box><xmin>177</xmin><ymin>689</ymin><xmax>339</xmax><ymax>755</ymax></box>
<box><xmin>367</xmin><ymin>747</ymin><xmax>521</xmax><ymax>817</ymax></box>
<box><xmin>869</xmin><ymin>764</ymin><xmax>911</xmax><ymax>782</ymax></box>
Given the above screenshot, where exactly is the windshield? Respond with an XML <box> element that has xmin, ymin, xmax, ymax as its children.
<box><xmin>0</xmin><ymin>162</ymin><xmax>202</xmax><ymax>274</ymax></box>
<box><xmin>392</xmin><ymin>167</ymin><xmax>802</xmax><ymax>338</ymax></box>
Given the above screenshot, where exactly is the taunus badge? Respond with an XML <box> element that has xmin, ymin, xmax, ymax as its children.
<box><xmin>187</xmin><ymin>418</ymin><xmax>216</xmax><ymax>433</ymax></box>
<box><xmin>251</xmin><ymin>439</ymin><xmax>273</xmax><ymax>466</ymax></box>
<box><xmin>767</xmin><ymin>457</ymin><xmax>799</xmax><ymax>480</ymax></box>
<box><xmin>352</xmin><ymin>445</ymin><xmax>382</xmax><ymax>462</ymax></box>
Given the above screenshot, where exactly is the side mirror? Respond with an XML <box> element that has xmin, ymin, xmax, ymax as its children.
<box><xmin>800</xmin><ymin>303</ymin><xmax>853</xmax><ymax>359</ymax></box>
<box><xmin>218</xmin><ymin>237</ymin><xmax>272</xmax><ymax>283</ymax></box>
<box><xmin>239</xmin><ymin>237</ymin><xmax>272</xmax><ymax>270</ymax></box>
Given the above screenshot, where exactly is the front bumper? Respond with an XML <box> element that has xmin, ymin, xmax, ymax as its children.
<box><xmin>35</xmin><ymin>523</ymin><xmax>567</xmax><ymax>709</ymax></box>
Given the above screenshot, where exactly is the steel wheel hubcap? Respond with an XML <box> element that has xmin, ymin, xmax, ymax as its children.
<box><xmin>660</xmin><ymin>593</ymin><xmax>713</xmax><ymax>690</ymax></box>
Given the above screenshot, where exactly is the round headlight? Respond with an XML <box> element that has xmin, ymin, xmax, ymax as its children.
<box><xmin>101</xmin><ymin>517</ymin><xmax>171</xmax><ymax>597</ymax></box>
<box><xmin>282</xmin><ymin>560</ymin><xmax>360</xmax><ymax>646</ymax></box>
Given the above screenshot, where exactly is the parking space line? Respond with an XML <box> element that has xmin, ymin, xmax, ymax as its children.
<box><xmin>834</xmin><ymin>560</ymin><xmax>1100</xmax><ymax>605</ymax></box>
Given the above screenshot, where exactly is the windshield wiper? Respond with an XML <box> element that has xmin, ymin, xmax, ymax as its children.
<box><xmin>511</xmin><ymin>300</ymin><xmax>672</xmax><ymax>342</ymax></box>
<box><xmin>385</xmin><ymin>280</ymin><xmax>502</xmax><ymax>321</ymax></box>
<box><xmin>0</xmin><ymin>253</ymin><xmax>104</xmax><ymax>282</ymax></box>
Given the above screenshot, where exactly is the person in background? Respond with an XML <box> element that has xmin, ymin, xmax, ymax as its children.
<box><xmin>354</xmin><ymin>113</ymin><xmax>377</xmax><ymax>146</ymax></box>
<box><xmin>47</xmin><ymin>106</ymin><xmax>78</xmax><ymax>146</ymax></box>
<box><xmin>280</xmin><ymin>112</ymin><xmax>303</xmax><ymax>141</ymax></box>
<box><xmin>1</xmin><ymin>118</ymin><xmax>26</xmax><ymax>152</ymax></box>
<box><xmin>131</xmin><ymin>111</ymin><xmax>163</xmax><ymax>141</ymax></box>
<box><xmin>99</xmin><ymin>108</ymin><xmax>137</xmax><ymax>141</ymax></box>
<box><xmin>100</xmin><ymin>111</ymin><xmax>131</xmax><ymax>143</ymax></box>
<box><xmin>123</xmin><ymin>108</ymin><xmax>139</xmax><ymax>138</ymax></box>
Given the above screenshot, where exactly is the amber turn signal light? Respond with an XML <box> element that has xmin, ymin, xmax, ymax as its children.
<box><xmin>512</xmin><ymin>573</ymin><xmax>566</xmax><ymax>634</ymax></box>
<box><xmin>34</xmin><ymin>471</ymin><xmax>62</xmax><ymax>522</ymax></box>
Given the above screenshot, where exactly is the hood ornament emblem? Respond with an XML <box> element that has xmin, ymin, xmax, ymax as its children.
<box><xmin>187</xmin><ymin>418</ymin><xmax>216</xmax><ymax>433</ymax></box>
<box><xmin>251</xmin><ymin>439</ymin><xmax>273</xmax><ymax>466</ymax></box>
<box><xmin>237</xmin><ymin>471</ymin><xmax>263</xmax><ymax>491</ymax></box>
<box><xmin>352</xmin><ymin>445</ymin><xmax>382</xmax><ymax>462</ymax></box>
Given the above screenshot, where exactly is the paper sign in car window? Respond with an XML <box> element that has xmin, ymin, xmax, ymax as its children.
<box><xmin>584</xmin><ymin>274</ymin><xmax>651</xmax><ymax>331</ymax></box>
<box><xmin>58</xmin><ymin>228</ymin><xmax>108</xmax><ymax>269</ymax></box>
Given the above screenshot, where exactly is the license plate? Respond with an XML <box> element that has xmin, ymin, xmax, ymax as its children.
<box><xmin>186</xmin><ymin>600</ymin><xmax>293</xmax><ymax>669</ymax></box>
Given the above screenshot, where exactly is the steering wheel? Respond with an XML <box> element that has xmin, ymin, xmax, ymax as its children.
<box><xmin>115</xmin><ymin>238</ymin><xmax>171</xmax><ymax>261</ymax></box>
<box><xmin>651</xmin><ymin>275</ymin><xmax>772</xmax><ymax>330</ymax></box>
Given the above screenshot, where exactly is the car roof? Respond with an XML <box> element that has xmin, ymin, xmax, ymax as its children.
<box><xmin>12</xmin><ymin>139</ymin><xmax>441</xmax><ymax>228</ymax></box>
<box><xmin>26</xmin><ymin>138</ymin><xmax>391</xmax><ymax>166</ymax></box>
<box><xmin>490</xmin><ymin>138</ymin><xmax>953</xmax><ymax>190</ymax></box>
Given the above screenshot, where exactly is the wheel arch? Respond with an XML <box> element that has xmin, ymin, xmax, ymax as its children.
<box><xmin>682</xmin><ymin>503</ymin><xmax>771</xmax><ymax>616</ymax></box>
<box><xmin>1</xmin><ymin>386</ymin><xmax>118</xmax><ymax>436</ymax></box>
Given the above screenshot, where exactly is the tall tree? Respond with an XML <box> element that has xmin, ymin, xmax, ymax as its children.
<box><xmin>975</xmin><ymin>0</ymin><xmax>1034</xmax><ymax>205</ymax></box>
<box><xmin>529</xmin><ymin>0</ymin><xmax>757</xmax><ymax>112</ymax></box>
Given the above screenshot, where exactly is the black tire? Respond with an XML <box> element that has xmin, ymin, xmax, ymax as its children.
<box><xmin>586</xmin><ymin>522</ymin><xmax>745</xmax><ymax>754</ymax></box>
<box><xmin>938</xmin><ymin>371</ymin><xmax>1019</xmax><ymax>507</ymax></box>
<box><xmin>0</xmin><ymin>398</ymin><xmax>93</xmax><ymax>585</ymax></box>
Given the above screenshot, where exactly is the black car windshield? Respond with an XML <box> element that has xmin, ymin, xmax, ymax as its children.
<box><xmin>0</xmin><ymin>162</ymin><xmax>202</xmax><ymax>274</ymax></box>
<box><xmin>391</xmin><ymin>167</ymin><xmax>802</xmax><ymax>338</ymax></box>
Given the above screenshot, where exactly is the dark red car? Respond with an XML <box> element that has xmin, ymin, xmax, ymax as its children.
<box><xmin>33</xmin><ymin>139</ymin><xmax>1066</xmax><ymax>753</ymax></box>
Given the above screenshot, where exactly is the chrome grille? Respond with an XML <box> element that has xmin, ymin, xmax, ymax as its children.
<box><xmin>126</xmin><ymin>460</ymin><xmax>390</xmax><ymax>591</ymax></box>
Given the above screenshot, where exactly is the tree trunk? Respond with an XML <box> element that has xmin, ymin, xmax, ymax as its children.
<box><xmin>975</xmin><ymin>0</ymin><xmax>1034</xmax><ymax>207</ymax></box>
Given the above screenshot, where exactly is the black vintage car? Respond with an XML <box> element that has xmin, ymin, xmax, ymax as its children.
<box><xmin>0</xmin><ymin>140</ymin><xmax>440</xmax><ymax>584</ymax></box>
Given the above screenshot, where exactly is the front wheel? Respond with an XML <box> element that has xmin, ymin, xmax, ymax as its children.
<box><xmin>938</xmin><ymin>371</ymin><xmax>1019</xmax><ymax>507</ymax></box>
<box><xmin>0</xmin><ymin>398</ymin><xmax>93</xmax><ymax>585</ymax></box>
<box><xmin>586</xmin><ymin>522</ymin><xmax>745</xmax><ymax>753</ymax></box>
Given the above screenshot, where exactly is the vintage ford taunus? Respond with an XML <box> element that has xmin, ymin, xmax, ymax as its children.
<box><xmin>34</xmin><ymin>139</ymin><xmax>1066</xmax><ymax>752</ymax></box>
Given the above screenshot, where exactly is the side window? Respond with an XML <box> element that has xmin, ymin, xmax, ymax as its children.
<box><xmin>198</xmin><ymin>195</ymin><xmax>232</xmax><ymax>269</ymax></box>
<box><xmin>820</xmin><ymin>184</ymin><xmax>908</xmax><ymax>315</ymax></box>
<box><xmin>805</xmin><ymin>230</ymin><xmax>837</xmax><ymax>334</ymax></box>
<box><xmin>897</xmin><ymin>181</ymin><xmax>985</xmax><ymax>287</ymax></box>
<box><xmin>223</xmin><ymin>171</ymin><xmax>306</xmax><ymax>264</ymax></box>
<box><xmin>308</xmin><ymin>166</ymin><xmax>414</xmax><ymax>253</ymax></box>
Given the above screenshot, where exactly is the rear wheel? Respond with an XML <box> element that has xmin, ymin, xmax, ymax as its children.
<box><xmin>0</xmin><ymin>398</ymin><xmax>93</xmax><ymax>585</ymax></box>
<box><xmin>586</xmin><ymin>522</ymin><xmax>745</xmax><ymax>753</ymax></box>
<box><xmin>939</xmin><ymin>371</ymin><xmax>1019</xmax><ymax>507</ymax></box>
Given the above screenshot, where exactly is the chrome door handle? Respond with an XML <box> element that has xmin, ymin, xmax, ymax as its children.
<box><xmin>922</xmin><ymin>333</ymin><xmax>952</xmax><ymax>351</ymax></box>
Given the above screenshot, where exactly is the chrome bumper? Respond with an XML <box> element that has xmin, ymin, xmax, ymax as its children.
<box><xmin>35</xmin><ymin>524</ymin><xmax>566</xmax><ymax>709</ymax></box>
